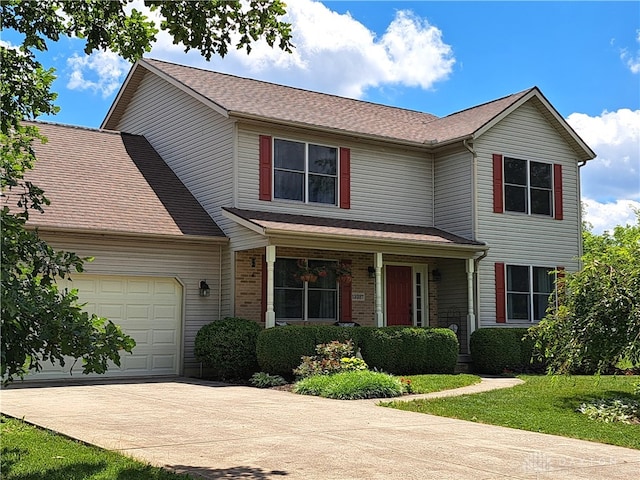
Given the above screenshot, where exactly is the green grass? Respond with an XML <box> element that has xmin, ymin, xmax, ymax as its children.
<box><xmin>404</xmin><ymin>374</ymin><xmax>481</xmax><ymax>394</ymax></box>
<box><xmin>383</xmin><ymin>375</ymin><xmax>640</xmax><ymax>449</ymax></box>
<box><xmin>1</xmin><ymin>416</ymin><xmax>193</xmax><ymax>480</ymax></box>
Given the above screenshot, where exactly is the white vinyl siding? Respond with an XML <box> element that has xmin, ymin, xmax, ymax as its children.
<box><xmin>474</xmin><ymin>99</ymin><xmax>581</xmax><ymax>326</ymax></box>
<box><xmin>435</xmin><ymin>258</ymin><xmax>469</xmax><ymax>353</ymax></box>
<box><xmin>40</xmin><ymin>232</ymin><xmax>225</xmax><ymax>376</ymax></box>
<box><xmin>114</xmin><ymin>71</ymin><xmax>235</xmax><ymax>315</ymax></box>
<box><xmin>238</xmin><ymin>126</ymin><xmax>433</xmax><ymax>226</ymax></box>
<box><xmin>434</xmin><ymin>149</ymin><xmax>473</xmax><ymax>238</ymax></box>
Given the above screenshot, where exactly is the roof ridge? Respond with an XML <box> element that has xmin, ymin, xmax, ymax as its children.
<box><xmin>143</xmin><ymin>57</ymin><xmax>440</xmax><ymax>119</ymax></box>
<box><xmin>442</xmin><ymin>87</ymin><xmax>537</xmax><ymax>118</ymax></box>
<box><xmin>26</xmin><ymin>119</ymin><xmax>126</xmax><ymax>136</ymax></box>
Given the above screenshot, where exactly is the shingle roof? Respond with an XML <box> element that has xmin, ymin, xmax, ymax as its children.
<box><xmin>103</xmin><ymin>58</ymin><xmax>595</xmax><ymax>160</ymax></box>
<box><xmin>19</xmin><ymin>122</ymin><xmax>225</xmax><ymax>239</ymax></box>
<box><xmin>223</xmin><ymin>208</ymin><xmax>486</xmax><ymax>249</ymax></box>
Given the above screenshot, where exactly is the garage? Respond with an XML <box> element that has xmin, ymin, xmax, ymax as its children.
<box><xmin>28</xmin><ymin>275</ymin><xmax>183</xmax><ymax>381</ymax></box>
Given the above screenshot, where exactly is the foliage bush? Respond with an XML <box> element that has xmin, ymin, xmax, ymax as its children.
<box><xmin>360</xmin><ymin>327</ymin><xmax>458</xmax><ymax>374</ymax></box>
<box><xmin>194</xmin><ymin>317</ymin><xmax>261</xmax><ymax>380</ymax></box>
<box><xmin>293</xmin><ymin>370</ymin><xmax>404</xmax><ymax>400</ymax></box>
<box><xmin>577</xmin><ymin>398</ymin><xmax>640</xmax><ymax>425</ymax></box>
<box><xmin>257</xmin><ymin>326</ymin><xmax>458</xmax><ymax>376</ymax></box>
<box><xmin>256</xmin><ymin>326</ymin><xmax>320</xmax><ymax>377</ymax></box>
<box><xmin>470</xmin><ymin>328</ymin><xmax>539</xmax><ymax>375</ymax></box>
<box><xmin>529</xmin><ymin>216</ymin><xmax>640</xmax><ymax>374</ymax></box>
<box><xmin>249</xmin><ymin>372</ymin><xmax>287</xmax><ymax>388</ymax></box>
<box><xmin>293</xmin><ymin>340</ymin><xmax>367</xmax><ymax>378</ymax></box>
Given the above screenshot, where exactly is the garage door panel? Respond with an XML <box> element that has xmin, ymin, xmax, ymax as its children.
<box><xmin>99</xmin><ymin>304</ymin><xmax>125</xmax><ymax>320</ymax></box>
<box><xmin>152</xmin><ymin>329</ymin><xmax>177</xmax><ymax>345</ymax></box>
<box><xmin>27</xmin><ymin>275</ymin><xmax>182</xmax><ymax>380</ymax></box>
<box><xmin>152</xmin><ymin>355</ymin><xmax>176</xmax><ymax>370</ymax></box>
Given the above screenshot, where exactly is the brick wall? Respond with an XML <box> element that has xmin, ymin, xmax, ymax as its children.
<box><xmin>234</xmin><ymin>248</ymin><xmax>442</xmax><ymax>328</ymax></box>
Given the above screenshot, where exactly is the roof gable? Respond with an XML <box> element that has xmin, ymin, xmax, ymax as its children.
<box><xmin>20</xmin><ymin>122</ymin><xmax>225</xmax><ymax>240</ymax></box>
<box><xmin>103</xmin><ymin>58</ymin><xmax>595</xmax><ymax>160</ymax></box>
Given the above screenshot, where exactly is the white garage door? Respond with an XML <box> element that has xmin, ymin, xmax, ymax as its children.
<box><xmin>28</xmin><ymin>275</ymin><xmax>182</xmax><ymax>380</ymax></box>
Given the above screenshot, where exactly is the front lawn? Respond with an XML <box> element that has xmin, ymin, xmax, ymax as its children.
<box><xmin>291</xmin><ymin>372</ymin><xmax>481</xmax><ymax>399</ymax></box>
<box><xmin>383</xmin><ymin>375</ymin><xmax>639</xmax><ymax>449</ymax></box>
<box><xmin>1</xmin><ymin>416</ymin><xmax>193</xmax><ymax>480</ymax></box>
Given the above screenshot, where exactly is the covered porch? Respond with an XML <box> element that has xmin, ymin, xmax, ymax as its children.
<box><xmin>223</xmin><ymin>208</ymin><xmax>487</xmax><ymax>353</ymax></box>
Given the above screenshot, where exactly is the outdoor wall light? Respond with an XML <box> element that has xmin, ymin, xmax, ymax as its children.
<box><xmin>367</xmin><ymin>266</ymin><xmax>376</xmax><ymax>278</ymax></box>
<box><xmin>199</xmin><ymin>280</ymin><xmax>211</xmax><ymax>297</ymax></box>
<box><xmin>432</xmin><ymin>269</ymin><xmax>442</xmax><ymax>282</ymax></box>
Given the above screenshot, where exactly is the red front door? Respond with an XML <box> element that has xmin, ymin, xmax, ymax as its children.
<box><xmin>386</xmin><ymin>265</ymin><xmax>413</xmax><ymax>326</ymax></box>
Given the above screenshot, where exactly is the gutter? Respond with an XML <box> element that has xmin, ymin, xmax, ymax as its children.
<box><xmin>230</xmin><ymin>111</ymin><xmax>445</xmax><ymax>151</ymax></box>
<box><xmin>29</xmin><ymin>225</ymin><xmax>229</xmax><ymax>244</ymax></box>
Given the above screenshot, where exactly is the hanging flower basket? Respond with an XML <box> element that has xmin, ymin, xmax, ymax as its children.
<box><xmin>335</xmin><ymin>262</ymin><xmax>352</xmax><ymax>280</ymax></box>
<box><xmin>295</xmin><ymin>259</ymin><xmax>323</xmax><ymax>283</ymax></box>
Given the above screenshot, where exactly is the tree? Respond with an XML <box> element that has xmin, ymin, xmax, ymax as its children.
<box><xmin>1</xmin><ymin>0</ymin><xmax>293</xmax><ymax>383</ymax></box>
<box><xmin>530</xmin><ymin>212</ymin><xmax>640</xmax><ymax>374</ymax></box>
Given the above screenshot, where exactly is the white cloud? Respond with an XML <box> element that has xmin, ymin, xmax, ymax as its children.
<box><xmin>620</xmin><ymin>30</ymin><xmax>640</xmax><ymax>74</ymax></box>
<box><xmin>66</xmin><ymin>50</ymin><xmax>131</xmax><ymax>98</ymax></box>
<box><xmin>147</xmin><ymin>0</ymin><xmax>454</xmax><ymax>98</ymax></box>
<box><xmin>567</xmin><ymin>109</ymin><xmax>640</xmax><ymax>205</ymax></box>
<box><xmin>582</xmin><ymin>198</ymin><xmax>640</xmax><ymax>234</ymax></box>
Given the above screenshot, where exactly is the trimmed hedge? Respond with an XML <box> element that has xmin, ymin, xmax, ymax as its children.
<box><xmin>360</xmin><ymin>327</ymin><xmax>458</xmax><ymax>374</ymax></box>
<box><xmin>194</xmin><ymin>317</ymin><xmax>262</xmax><ymax>380</ymax></box>
<box><xmin>256</xmin><ymin>325</ymin><xmax>458</xmax><ymax>377</ymax></box>
<box><xmin>469</xmin><ymin>327</ymin><xmax>539</xmax><ymax>374</ymax></box>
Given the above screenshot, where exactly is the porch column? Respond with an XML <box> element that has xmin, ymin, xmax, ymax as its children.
<box><xmin>466</xmin><ymin>258</ymin><xmax>476</xmax><ymax>345</ymax></box>
<box><xmin>265</xmin><ymin>245</ymin><xmax>276</xmax><ymax>328</ymax></box>
<box><xmin>374</xmin><ymin>252</ymin><xmax>384</xmax><ymax>327</ymax></box>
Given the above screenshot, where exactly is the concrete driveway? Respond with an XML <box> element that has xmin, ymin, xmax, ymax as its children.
<box><xmin>1</xmin><ymin>378</ymin><xmax>638</xmax><ymax>479</ymax></box>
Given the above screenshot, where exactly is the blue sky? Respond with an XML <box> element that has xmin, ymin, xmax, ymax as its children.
<box><xmin>3</xmin><ymin>0</ymin><xmax>639</xmax><ymax>232</ymax></box>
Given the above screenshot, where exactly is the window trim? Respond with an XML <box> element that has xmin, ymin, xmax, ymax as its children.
<box><xmin>272</xmin><ymin>137</ymin><xmax>339</xmax><ymax>206</ymax></box>
<box><xmin>505</xmin><ymin>264</ymin><xmax>555</xmax><ymax>323</ymax></box>
<box><xmin>503</xmin><ymin>156</ymin><xmax>554</xmax><ymax>217</ymax></box>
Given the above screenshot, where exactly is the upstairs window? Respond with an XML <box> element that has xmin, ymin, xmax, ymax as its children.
<box><xmin>493</xmin><ymin>154</ymin><xmax>563</xmax><ymax>220</ymax></box>
<box><xmin>273</xmin><ymin>139</ymin><xmax>337</xmax><ymax>205</ymax></box>
<box><xmin>504</xmin><ymin>157</ymin><xmax>552</xmax><ymax>216</ymax></box>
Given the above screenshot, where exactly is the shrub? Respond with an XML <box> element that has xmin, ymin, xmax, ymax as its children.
<box><xmin>360</xmin><ymin>327</ymin><xmax>458</xmax><ymax>374</ymax></box>
<box><xmin>249</xmin><ymin>372</ymin><xmax>287</xmax><ymax>388</ymax></box>
<box><xmin>194</xmin><ymin>317</ymin><xmax>261</xmax><ymax>380</ymax></box>
<box><xmin>256</xmin><ymin>326</ymin><xmax>318</xmax><ymax>377</ymax></box>
<box><xmin>469</xmin><ymin>328</ymin><xmax>539</xmax><ymax>374</ymax></box>
<box><xmin>257</xmin><ymin>326</ymin><xmax>458</xmax><ymax>376</ymax></box>
<box><xmin>293</xmin><ymin>340</ymin><xmax>368</xmax><ymax>378</ymax></box>
<box><xmin>293</xmin><ymin>370</ymin><xmax>404</xmax><ymax>400</ymax></box>
<box><xmin>578</xmin><ymin>398</ymin><xmax>640</xmax><ymax>425</ymax></box>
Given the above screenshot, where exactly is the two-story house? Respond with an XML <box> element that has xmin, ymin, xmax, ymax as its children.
<box><xmin>24</xmin><ymin>58</ymin><xmax>595</xmax><ymax>380</ymax></box>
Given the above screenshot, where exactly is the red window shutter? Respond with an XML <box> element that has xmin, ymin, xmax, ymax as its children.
<box><xmin>261</xmin><ymin>255</ymin><xmax>267</xmax><ymax>323</ymax></box>
<box><xmin>495</xmin><ymin>262</ymin><xmax>506</xmax><ymax>323</ymax></box>
<box><xmin>493</xmin><ymin>154</ymin><xmax>503</xmax><ymax>213</ymax></box>
<box><xmin>339</xmin><ymin>147</ymin><xmax>351</xmax><ymax>209</ymax></box>
<box><xmin>339</xmin><ymin>259</ymin><xmax>352</xmax><ymax>322</ymax></box>
<box><xmin>553</xmin><ymin>164</ymin><xmax>563</xmax><ymax>220</ymax></box>
<box><xmin>259</xmin><ymin>135</ymin><xmax>272</xmax><ymax>201</ymax></box>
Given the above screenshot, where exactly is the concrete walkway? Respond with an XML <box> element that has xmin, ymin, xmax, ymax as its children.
<box><xmin>1</xmin><ymin>377</ymin><xmax>638</xmax><ymax>479</ymax></box>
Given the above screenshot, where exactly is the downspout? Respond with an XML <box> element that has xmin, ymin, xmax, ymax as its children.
<box><xmin>218</xmin><ymin>243</ymin><xmax>223</xmax><ymax>320</ymax></box>
<box><xmin>431</xmin><ymin>153</ymin><xmax>435</xmax><ymax>226</ymax></box>
<box><xmin>463</xmin><ymin>137</ymin><xmax>484</xmax><ymax>345</ymax></box>
<box><xmin>462</xmin><ymin>138</ymin><xmax>478</xmax><ymax>240</ymax></box>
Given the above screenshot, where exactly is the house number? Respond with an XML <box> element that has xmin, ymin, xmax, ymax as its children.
<box><xmin>352</xmin><ymin>293</ymin><xmax>365</xmax><ymax>301</ymax></box>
